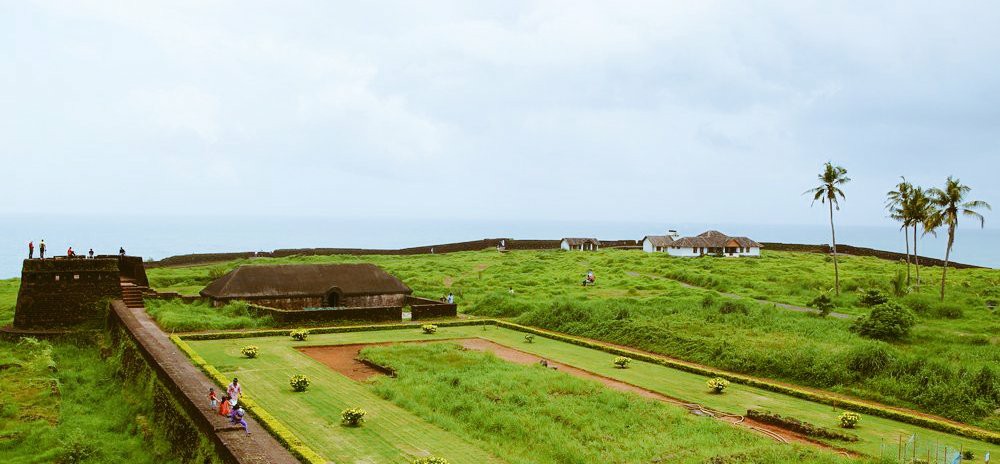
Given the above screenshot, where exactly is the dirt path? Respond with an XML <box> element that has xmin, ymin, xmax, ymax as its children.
<box><xmin>299</xmin><ymin>338</ymin><xmax>857</xmax><ymax>457</ymax></box>
<box><xmin>625</xmin><ymin>271</ymin><xmax>854</xmax><ymax>319</ymax></box>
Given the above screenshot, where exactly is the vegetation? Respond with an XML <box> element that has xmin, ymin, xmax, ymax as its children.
<box><xmin>839</xmin><ymin>412</ymin><xmax>861</xmax><ymax>429</ymax></box>
<box><xmin>925</xmin><ymin>176</ymin><xmax>992</xmax><ymax>300</ymax></box>
<box><xmin>241</xmin><ymin>345</ymin><xmax>259</xmax><ymax>358</ymax></box>
<box><xmin>805</xmin><ymin>161</ymin><xmax>850</xmax><ymax>295</ymax></box>
<box><xmin>289</xmin><ymin>374</ymin><xmax>310</xmax><ymax>392</ymax></box>
<box><xmin>359</xmin><ymin>342</ymin><xmax>854</xmax><ymax>464</ymax></box>
<box><xmin>413</xmin><ymin>458</ymin><xmax>449</xmax><ymax>464</ymax></box>
<box><xmin>613</xmin><ymin>356</ymin><xmax>631</xmax><ymax>368</ymax></box>
<box><xmin>146</xmin><ymin>299</ymin><xmax>273</xmax><ymax>332</ymax></box>
<box><xmin>139</xmin><ymin>248</ymin><xmax>1000</xmax><ymax>429</ymax></box>
<box><xmin>707</xmin><ymin>377</ymin><xmax>730</xmax><ymax>393</ymax></box>
<box><xmin>340</xmin><ymin>408</ymin><xmax>366</xmax><ymax>427</ymax></box>
<box><xmin>850</xmin><ymin>302</ymin><xmax>916</xmax><ymax>341</ymax></box>
<box><xmin>0</xmin><ymin>336</ymin><xmax>207</xmax><ymax>463</ymax></box>
<box><xmin>290</xmin><ymin>329</ymin><xmax>309</xmax><ymax>341</ymax></box>
<box><xmin>421</xmin><ymin>324</ymin><xmax>438</xmax><ymax>334</ymax></box>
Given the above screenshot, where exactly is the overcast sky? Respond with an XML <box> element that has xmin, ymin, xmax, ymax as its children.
<box><xmin>2</xmin><ymin>1</ymin><xmax>998</xmax><ymax>227</ymax></box>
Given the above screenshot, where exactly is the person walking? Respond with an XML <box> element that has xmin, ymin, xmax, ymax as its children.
<box><xmin>227</xmin><ymin>378</ymin><xmax>242</xmax><ymax>404</ymax></box>
<box><xmin>39</xmin><ymin>240</ymin><xmax>46</xmax><ymax>259</ymax></box>
<box><xmin>28</xmin><ymin>241</ymin><xmax>34</xmax><ymax>259</ymax></box>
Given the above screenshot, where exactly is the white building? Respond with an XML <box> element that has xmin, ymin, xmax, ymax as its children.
<box><xmin>560</xmin><ymin>238</ymin><xmax>600</xmax><ymax>251</ymax></box>
<box><xmin>665</xmin><ymin>230</ymin><xmax>761</xmax><ymax>257</ymax></box>
<box><xmin>642</xmin><ymin>230</ymin><xmax>680</xmax><ymax>253</ymax></box>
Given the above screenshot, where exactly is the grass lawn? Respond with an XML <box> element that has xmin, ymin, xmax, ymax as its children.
<box><xmin>145</xmin><ymin>249</ymin><xmax>1000</xmax><ymax>430</ymax></box>
<box><xmin>182</xmin><ymin>325</ymin><xmax>997</xmax><ymax>461</ymax></box>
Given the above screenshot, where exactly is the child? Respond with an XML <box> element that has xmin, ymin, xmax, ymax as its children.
<box><xmin>219</xmin><ymin>394</ymin><xmax>232</xmax><ymax>417</ymax></box>
<box><xmin>230</xmin><ymin>406</ymin><xmax>250</xmax><ymax>435</ymax></box>
<box><xmin>209</xmin><ymin>388</ymin><xmax>219</xmax><ymax>410</ymax></box>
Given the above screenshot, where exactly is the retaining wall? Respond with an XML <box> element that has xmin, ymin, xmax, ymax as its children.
<box><xmin>247</xmin><ymin>304</ymin><xmax>403</xmax><ymax>323</ymax></box>
<box><xmin>406</xmin><ymin>296</ymin><xmax>458</xmax><ymax>320</ymax></box>
<box><xmin>760</xmin><ymin>243</ymin><xmax>983</xmax><ymax>269</ymax></box>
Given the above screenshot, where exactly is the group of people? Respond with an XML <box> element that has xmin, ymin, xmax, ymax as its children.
<box><xmin>439</xmin><ymin>292</ymin><xmax>455</xmax><ymax>304</ymax></box>
<box><xmin>27</xmin><ymin>241</ymin><xmax>126</xmax><ymax>260</ymax></box>
<box><xmin>582</xmin><ymin>269</ymin><xmax>596</xmax><ymax>286</ymax></box>
<box><xmin>209</xmin><ymin>377</ymin><xmax>250</xmax><ymax>435</ymax></box>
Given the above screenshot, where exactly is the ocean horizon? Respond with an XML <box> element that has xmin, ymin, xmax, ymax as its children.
<box><xmin>2</xmin><ymin>214</ymin><xmax>997</xmax><ymax>279</ymax></box>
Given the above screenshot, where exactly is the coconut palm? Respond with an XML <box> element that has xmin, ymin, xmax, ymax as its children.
<box><xmin>805</xmin><ymin>162</ymin><xmax>850</xmax><ymax>295</ymax></box>
<box><xmin>885</xmin><ymin>177</ymin><xmax>914</xmax><ymax>285</ymax></box>
<box><xmin>908</xmin><ymin>187</ymin><xmax>934</xmax><ymax>288</ymax></box>
<box><xmin>925</xmin><ymin>177</ymin><xmax>991</xmax><ymax>300</ymax></box>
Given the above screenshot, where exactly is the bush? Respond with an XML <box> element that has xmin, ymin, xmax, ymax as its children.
<box><xmin>718</xmin><ymin>300</ymin><xmax>749</xmax><ymax>315</ymax></box>
<box><xmin>807</xmin><ymin>292</ymin><xmax>835</xmax><ymax>316</ymax></box>
<box><xmin>290</xmin><ymin>329</ymin><xmax>309</xmax><ymax>341</ymax></box>
<box><xmin>700</xmin><ymin>294</ymin><xmax>716</xmax><ymax>309</ymax></box>
<box><xmin>839</xmin><ymin>411</ymin><xmax>860</xmax><ymax>428</ymax></box>
<box><xmin>902</xmin><ymin>293</ymin><xmax>935</xmax><ymax>314</ymax></box>
<box><xmin>524</xmin><ymin>334</ymin><xmax>535</xmax><ymax>343</ymax></box>
<box><xmin>413</xmin><ymin>458</ymin><xmax>449</xmax><ymax>464</ymax></box>
<box><xmin>341</xmin><ymin>407</ymin><xmax>367</xmax><ymax>426</ymax></box>
<box><xmin>931</xmin><ymin>303</ymin><xmax>964</xmax><ymax>319</ymax></box>
<box><xmin>851</xmin><ymin>302</ymin><xmax>916</xmax><ymax>341</ymax></box>
<box><xmin>290</xmin><ymin>374</ymin><xmax>310</xmax><ymax>392</ymax></box>
<box><xmin>890</xmin><ymin>269</ymin><xmax>909</xmax><ymax>297</ymax></box>
<box><xmin>963</xmin><ymin>450</ymin><xmax>975</xmax><ymax>460</ymax></box>
<box><xmin>858</xmin><ymin>288</ymin><xmax>890</xmax><ymax>307</ymax></box>
<box><xmin>613</xmin><ymin>356</ymin><xmax>631</xmax><ymax>369</ymax></box>
<box><xmin>707</xmin><ymin>377</ymin><xmax>730</xmax><ymax>393</ymax></box>
<box><xmin>57</xmin><ymin>429</ymin><xmax>98</xmax><ymax>464</ymax></box>
<box><xmin>844</xmin><ymin>342</ymin><xmax>896</xmax><ymax>377</ymax></box>
<box><xmin>241</xmin><ymin>345</ymin><xmax>259</xmax><ymax>358</ymax></box>
<box><xmin>422</xmin><ymin>324</ymin><xmax>438</xmax><ymax>334</ymax></box>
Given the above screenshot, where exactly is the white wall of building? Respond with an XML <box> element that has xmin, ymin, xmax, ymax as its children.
<box><xmin>560</xmin><ymin>240</ymin><xmax>570</xmax><ymax>250</ymax></box>
<box><xmin>642</xmin><ymin>239</ymin><xmax>654</xmax><ymax>253</ymax></box>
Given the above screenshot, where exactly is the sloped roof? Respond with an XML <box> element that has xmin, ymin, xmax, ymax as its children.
<box><xmin>669</xmin><ymin>231</ymin><xmax>762</xmax><ymax>248</ymax></box>
<box><xmin>200</xmin><ymin>263</ymin><xmax>412</xmax><ymax>299</ymax></box>
<box><xmin>642</xmin><ymin>235</ymin><xmax>675</xmax><ymax>247</ymax></box>
<box><xmin>561</xmin><ymin>238</ymin><xmax>600</xmax><ymax>246</ymax></box>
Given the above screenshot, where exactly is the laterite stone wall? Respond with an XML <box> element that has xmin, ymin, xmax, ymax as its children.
<box><xmin>14</xmin><ymin>259</ymin><xmax>122</xmax><ymax>329</ymax></box>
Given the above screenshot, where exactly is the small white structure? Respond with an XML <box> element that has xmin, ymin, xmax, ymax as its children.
<box><xmin>560</xmin><ymin>238</ymin><xmax>600</xmax><ymax>251</ymax></box>
<box><xmin>666</xmin><ymin>230</ymin><xmax>761</xmax><ymax>257</ymax></box>
<box><xmin>642</xmin><ymin>230</ymin><xmax>680</xmax><ymax>253</ymax></box>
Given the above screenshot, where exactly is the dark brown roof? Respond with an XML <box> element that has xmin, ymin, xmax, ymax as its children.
<box><xmin>642</xmin><ymin>235</ymin><xmax>675</xmax><ymax>247</ymax></box>
<box><xmin>561</xmin><ymin>238</ymin><xmax>600</xmax><ymax>246</ymax></box>
<box><xmin>669</xmin><ymin>231</ymin><xmax>762</xmax><ymax>248</ymax></box>
<box><xmin>200</xmin><ymin>263</ymin><xmax>411</xmax><ymax>299</ymax></box>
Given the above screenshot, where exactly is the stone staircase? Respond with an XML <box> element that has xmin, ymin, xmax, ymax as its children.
<box><xmin>120</xmin><ymin>279</ymin><xmax>148</xmax><ymax>309</ymax></box>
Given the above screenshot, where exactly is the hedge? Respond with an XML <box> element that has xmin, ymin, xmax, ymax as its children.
<box><xmin>178</xmin><ymin>319</ymin><xmax>491</xmax><ymax>341</ymax></box>
<box><xmin>171</xmin><ymin>336</ymin><xmax>327</xmax><ymax>463</ymax></box>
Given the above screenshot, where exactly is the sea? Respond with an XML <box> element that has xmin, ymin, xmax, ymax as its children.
<box><xmin>1</xmin><ymin>214</ymin><xmax>997</xmax><ymax>279</ymax></box>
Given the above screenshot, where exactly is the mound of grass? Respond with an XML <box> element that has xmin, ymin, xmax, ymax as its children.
<box><xmin>145</xmin><ymin>299</ymin><xmax>273</xmax><ymax>332</ymax></box>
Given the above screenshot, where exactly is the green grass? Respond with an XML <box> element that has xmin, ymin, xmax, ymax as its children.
<box><xmin>0</xmin><ymin>336</ymin><xmax>198</xmax><ymax>464</ymax></box>
<box><xmin>145</xmin><ymin>249</ymin><xmax>1000</xmax><ymax>429</ymax></box>
<box><xmin>145</xmin><ymin>299</ymin><xmax>275</xmax><ymax>332</ymax></box>
<box><xmin>183</xmin><ymin>325</ymin><xmax>997</xmax><ymax>460</ymax></box>
<box><xmin>358</xmin><ymin>342</ymin><xmax>853</xmax><ymax>464</ymax></box>
<box><xmin>0</xmin><ymin>278</ymin><xmax>19</xmax><ymax>327</ymax></box>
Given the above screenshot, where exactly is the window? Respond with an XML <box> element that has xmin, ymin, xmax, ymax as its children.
<box><xmin>73</xmin><ymin>274</ymin><xmax>80</xmax><ymax>280</ymax></box>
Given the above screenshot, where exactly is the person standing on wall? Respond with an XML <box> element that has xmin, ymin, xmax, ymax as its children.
<box><xmin>88</xmin><ymin>248</ymin><xmax>94</xmax><ymax>259</ymax></box>
<box><xmin>39</xmin><ymin>240</ymin><xmax>46</xmax><ymax>259</ymax></box>
<box><xmin>28</xmin><ymin>241</ymin><xmax>34</xmax><ymax>259</ymax></box>
<box><xmin>447</xmin><ymin>292</ymin><xmax>455</xmax><ymax>304</ymax></box>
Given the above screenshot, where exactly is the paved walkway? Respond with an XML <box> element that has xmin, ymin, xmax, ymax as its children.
<box><xmin>625</xmin><ymin>271</ymin><xmax>853</xmax><ymax>319</ymax></box>
<box><xmin>112</xmin><ymin>300</ymin><xmax>301</xmax><ymax>464</ymax></box>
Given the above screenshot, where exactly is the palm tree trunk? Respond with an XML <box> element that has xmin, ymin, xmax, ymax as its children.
<box><xmin>913</xmin><ymin>225</ymin><xmax>920</xmax><ymax>289</ymax></box>
<box><xmin>940</xmin><ymin>225</ymin><xmax>954</xmax><ymax>301</ymax></box>
<box><xmin>903</xmin><ymin>226</ymin><xmax>911</xmax><ymax>285</ymax></box>
<box><xmin>829</xmin><ymin>201</ymin><xmax>840</xmax><ymax>295</ymax></box>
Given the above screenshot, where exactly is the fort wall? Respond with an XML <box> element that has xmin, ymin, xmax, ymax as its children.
<box><xmin>13</xmin><ymin>258</ymin><xmax>122</xmax><ymax>329</ymax></box>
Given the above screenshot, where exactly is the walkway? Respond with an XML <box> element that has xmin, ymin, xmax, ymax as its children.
<box><xmin>111</xmin><ymin>292</ymin><xmax>300</xmax><ymax>464</ymax></box>
<box><xmin>626</xmin><ymin>271</ymin><xmax>853</xmax><ymax>319</ymax></box>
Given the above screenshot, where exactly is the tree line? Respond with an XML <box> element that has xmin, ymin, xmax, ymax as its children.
<box><xmin>806</xmin><ymin>162</ymin><xmax>991</xmax><ymax>301</ymax></box>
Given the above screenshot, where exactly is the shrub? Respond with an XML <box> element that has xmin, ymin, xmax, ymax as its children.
<box><xmin>890</xmin><ymin>269</ymin><xmax>909</xmax><ymax>297</ymax></box>
<box><xmin>413</xmin><ymin>458</ymin><xmax>450</xmax><ymax>464</ymax></box>
<box><xmin>700</xmin><ymin>294</ymin><xmax>716</xmax><ymax>309</ymax></box>
<box><xmin>613</xmin><ymin>356</ymin><xmax>631</xmax><ymax>369</ymax></box>
<box><xmin>746</xmin><ymin>410</ymin><xmax>858</xmax><ymax>442</ymax></box>
<box><xmin>851</xmin><ymin>302</ymin><xmax>916</xmax><ymax>341</ymax></box>
<box><xmin>963</xmin><ymin>450</ymin><xmax>975</xmax><ymax>460</ymax></box>
<box><xmin>241</xmin><ymin>345</ymin><xmax>259</xmax><ymax>358</ymax></box>
<box><xmin>839</xmin><ymin>411</ymin><xmax>860</xmax><ymax>428</ymax></box>
<box><xmin>290</xmin><ymin>374</ymin><xmax>310</xmax><ymax>392</ymax></box>
<box><xmin>931</xmin><ymin>303</ymin><xmax>964</xmax><ymax>319</ymax></box>
<box><xmin>707</xmin><ymin>377</ymin><xmax>730</xmax><ymax>393</ymax></box>
<box><xmin>718</xmin><ymin>300</ymin><xmax>749</xmax><ymax>315</ymax></box>
<box><xmin>341</xmin><ymin>407</ymin><xmax>367</xmax><ymax>426</ymax></box>
<box><xmin>902</xmin><ymin>293</ymin><xmax>935</xmax><ymax>314</ymax></box>
<box><xmin>290</xmin><ymin>329</ymin><xmax>309</xmax><ymax>341</ymax></box>
<box><xmin>807</xmin><ymin>292</ymin><xmax>835</xmax><ymax>316</ymax></box>
<box><xmin>524</xmin><ymin>334</ymin><xmax>535</xmax><ymax>343</ymax></box>
<box><xmin>858</xmin><ymin>288</ymin><xmax>890</xmax><ymax>307</ymax></box>
<box><xmin>57</xmin><ymin>429</ymin><xmax>98</xmax><ymax>464</ymax></box>
<box><xmin>421</xmin><ymin>324</ymin><xmax>438</xmax><ymax>334</ymax></box>
<box><xmin>844</xmin><ymin>342</ymin><xmax>896</xmax><ymax>377</ymax></box>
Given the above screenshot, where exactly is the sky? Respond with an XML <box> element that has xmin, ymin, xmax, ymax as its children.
<box><xmin>2</xmin><ymin>1</ymin><xmax>998</xmax><ymax>227</ymax></box>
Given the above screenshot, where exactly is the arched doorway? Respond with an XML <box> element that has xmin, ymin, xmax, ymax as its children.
<box><xmin>325</xmin><ymin>287</ymin><xmax>341</xmax><ymax>307</ymax></box>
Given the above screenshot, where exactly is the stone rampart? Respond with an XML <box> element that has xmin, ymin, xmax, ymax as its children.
<box><xmin>14</xmin><ymin>258</ymin><xmax>122</xmax><ymax>329</ymax></box>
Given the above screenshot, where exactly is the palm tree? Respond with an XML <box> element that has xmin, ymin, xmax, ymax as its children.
<box><xmin>908</xmin><ymin>187</ymin><xmax>933</xmax><ymax>288</ymax></box>
<box><xmin>925</xmin><ymin>177</ymin><xmax>991</xmax><ymax>300</ymax></box>
<box><xmin>805</xmin><ymin>162</ymin><xmax>850</xmax><ymax>295</ymax></box>
<box><xmin>886</xmin><ymin>177</ymin><xmax>913</xmax><ymax>285</ymax></box>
